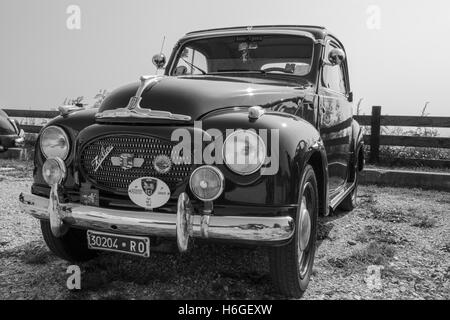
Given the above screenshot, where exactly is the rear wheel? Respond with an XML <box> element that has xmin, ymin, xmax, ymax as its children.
<box><xmin>269</xmin><ymin>165</ymin><xmax>318</xmax><ymax>298</ymax></box>
<box><xmin>41</xmin><ymin>220</ymin><xmax>97</xmax><ymax>263</ymax></box>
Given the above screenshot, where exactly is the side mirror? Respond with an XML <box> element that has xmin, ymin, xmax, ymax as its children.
<box><xmin>152</xmin><ymin>53</ymin><xmax>166</xmax><ymax>69</ymax></box>
<box><xmin>327</xmin><ymin>48</ymin><xmax>346</xmax><ymax>66</ymax></box>
<box><xmin>348</xmin><ymin>91</ymin><xmax>354</xmax><ymax>102</ymax></box>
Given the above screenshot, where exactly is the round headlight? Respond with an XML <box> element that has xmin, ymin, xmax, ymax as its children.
<box><xmin>223</xmin><ymin>130</ymin><xmax>266</xmax><ymax>175</ymax></box>
<box><xmin>40</xmin><ymin>126</ymin><xmax>70</xmax><ymax>160</ymax></box>
<box><xmin>189</xmin><ymin>166</ymin><xmax>224</xmax><ymax>201</ymax></box>
<box><xmin>42</xmin><ymin>158</ymin><xmax>66</xmax><ymax>185</ymax></box>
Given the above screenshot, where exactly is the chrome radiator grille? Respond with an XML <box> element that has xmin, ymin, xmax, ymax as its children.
<box><xmin>79</xmin><ymin>135</ymin><xmax>192</xmax><ymax>194</ymax></box>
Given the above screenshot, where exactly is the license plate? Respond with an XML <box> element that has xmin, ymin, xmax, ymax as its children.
<box><xmin>87</xmin><ymin>230</ymin><xmax>150</xmax><ymax>258</ymax></box>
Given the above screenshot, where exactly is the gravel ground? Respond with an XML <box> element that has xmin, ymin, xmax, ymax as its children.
<box><xmin>0</xmin><ymin>160</ymin><xmax>449</xmax><ymax>300</ymax></box>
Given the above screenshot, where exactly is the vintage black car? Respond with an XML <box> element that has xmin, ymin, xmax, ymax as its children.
<box><xmin>20</xmin><ymin>25</ymin><xmax>364</xmax><ymax>297</ymax></box>
<box><xmin>0</xmin><ymin>109</ymin><xmax>24</xmax><ymax>152</ymax></box>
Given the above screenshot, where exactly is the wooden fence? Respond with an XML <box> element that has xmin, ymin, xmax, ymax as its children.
<box><xmin>354</xmin><ymin>106</ymin><xmax>450</xmax><ymax>167</ymax></box>
<box><xmin>4</xmin><ymin>106</ymin><xmax>450</xmax><ymax>167</ymax></box>
<box><xmin>3</xmin><ymin>109</ymin><xmax>59</xmax><ymax>134</ymax></box>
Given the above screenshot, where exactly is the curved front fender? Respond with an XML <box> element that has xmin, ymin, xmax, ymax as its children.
<box><xmin>201</xmin><ymin>109</ymin><xmax>326</xmax><ymax>208</ymax></box>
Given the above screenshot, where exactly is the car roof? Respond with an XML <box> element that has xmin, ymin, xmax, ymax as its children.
<box><xmin>184</xmin><ymin>25</ymin><xmax>333</xmax><ymax>41</ymax></box>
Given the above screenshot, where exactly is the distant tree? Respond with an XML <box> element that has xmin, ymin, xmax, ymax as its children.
<box><xmin>61</xmin><ymin>89</ymin><xmax>109</xmax><ymax>109</ymax></box>
<box><xmin>92</xmin><ymin>89</ymin><xmax>109</xmax><ymax>108</ymax></box>
<box><xmin>62</xmin><ymin>96</ymin><xmax>84</xmax><ymax>106</ymax></box>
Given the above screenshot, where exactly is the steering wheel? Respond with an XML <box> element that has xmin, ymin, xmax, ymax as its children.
<box><xmin>261</xmin><ymin>67</ymin><xmax>291</xmax><ymax>73</ymax></box>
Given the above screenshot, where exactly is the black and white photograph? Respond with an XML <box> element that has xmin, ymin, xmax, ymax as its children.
<box><xmin>0</xmin><ymin>0</ymin><xmax>449</xmax><ymax>306</ymax></box>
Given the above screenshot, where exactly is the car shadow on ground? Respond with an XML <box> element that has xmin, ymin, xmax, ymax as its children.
<box><xmin>0</xmin><ymin>237</ymin><xmax>285</xmax><ymax>299</ymax></box>
<box><xmin>316</xmin><ymin>207</ymin><xmax>352</xmax><ymax>249</ymax></box>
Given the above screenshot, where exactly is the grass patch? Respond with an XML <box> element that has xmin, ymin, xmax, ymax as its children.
<box><xmin>328</xmin><ymin>241</ymin><xmax>396</xmax><ymax>273</ymax></box>
<box><xmin>355</xmin><ymin>225</ymin><xmax>408</xmax><ymax>245</ymax></box>
<box><xmin>0</xmin><ymin>159</ymin><xmax>33</xmax><ymax>178</ymax></box>
<box><xmin>351</xmin><ymin>241</ymin><xmax>396</xmax><ymax>265</ymax></box>
<box><xmin>369</xmin><ymin>205</ymin><xmax>410</xmax><ymax>223</ymax></box>
<box><xmin>21</xmin><ymin>250</ymin><xmax>52</xmax><ymax>265</ymax></box>
<box><xmin>411</xmin><ymin>214</ymin><xmax>437</xmax><ymax>229</ymax></box>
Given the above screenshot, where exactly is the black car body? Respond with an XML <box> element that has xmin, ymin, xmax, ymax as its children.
<box><xmin>0</xmin><ymin>109</ymin><xmax>24</xmax><ymax>152</ymax></box>
<box><xmin>20</xmin><ymin>25</ymin><xmax>364</xmax><ymax>297</ymax></box>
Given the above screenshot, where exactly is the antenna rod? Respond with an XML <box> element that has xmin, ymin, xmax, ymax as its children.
<box><xmin>155</xmin><ymin>36</ymin><xmax>166</xmax><ymax>74</ymax></box>
<box><xmin>160</xmin><ymin>36</ymin><xmax>166</xmax><ymax>55</ymax></box>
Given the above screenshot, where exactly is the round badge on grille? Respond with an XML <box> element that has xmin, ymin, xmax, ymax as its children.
<box><xmin>153</xmin><ymin>155</ymin><xmax>172</xmax><ymax>174</ymax></box>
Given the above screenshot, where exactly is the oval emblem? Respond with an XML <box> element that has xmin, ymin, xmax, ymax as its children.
<box><xmin>153</xmin><ymin>154</ymin><xmax>172</xmax><ymax>174</ymax></box>
<box><xmin>128</xmin><ymin>177</ymin><xmax>171</xmax><ymax>209</ymax></box>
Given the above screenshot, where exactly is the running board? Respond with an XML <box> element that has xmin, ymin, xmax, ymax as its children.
<box><xmin>329</xmin><ymin>180</ymin><xmax>356</xmax><ymax>211</ymax></box>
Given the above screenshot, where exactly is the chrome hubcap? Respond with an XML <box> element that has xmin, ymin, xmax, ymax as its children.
<box><xmin>299</xmin><ymin>196</ymin><xmax>311</xmax><ymax>251</ymax></box>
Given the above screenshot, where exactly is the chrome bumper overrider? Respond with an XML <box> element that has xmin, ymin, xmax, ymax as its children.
<box><xmin>19</xmin><ymin>192</ymin><xmax>294</xmax><ymax>249</ymax></box>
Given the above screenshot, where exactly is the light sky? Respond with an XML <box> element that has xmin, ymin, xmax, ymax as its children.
<box><xmin>1</xmin><ymin>0</ymin><xmax>449</xmax><ymax>116</ymax></box>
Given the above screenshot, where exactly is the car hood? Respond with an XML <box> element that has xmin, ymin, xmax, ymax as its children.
<box><xmin>98</xmin><ymin>75</ymin><xmax>312</xmax><ymax>121</ymax></box>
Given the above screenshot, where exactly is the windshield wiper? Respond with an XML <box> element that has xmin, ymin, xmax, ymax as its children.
<box><xmin>214</xmin><ymin>69</ymin><xmax>266</xmax><ymax>73</ymax></box>
<box><xmin>181</xmin><ymin>58</ymin><xmax>207</xmax><ymax>75</ymax></box>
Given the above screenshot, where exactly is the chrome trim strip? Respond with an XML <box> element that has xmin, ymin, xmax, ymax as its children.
<box><xmin>19</xmin><ymin>193</ymin><xmax>294</xmax><ymax>245</ymax></box>
<box><xmin>329</xmin><ymin>180</ymin><xmax>356</xmax><ymax>210</ymax></box>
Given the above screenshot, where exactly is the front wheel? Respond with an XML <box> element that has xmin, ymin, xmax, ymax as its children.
<box><xmin>41</xmin><ymin>220</ymin><xmax>97</xmax><ymax>263</ymax></box>
<box><xmin>269</xmin><ymin>165</ymin><xmax>318</xmax><ymax>298</ymax></box>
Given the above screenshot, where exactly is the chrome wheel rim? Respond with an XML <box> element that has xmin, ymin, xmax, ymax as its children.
<box><xmin>298</xmin><ymin>181</ymin><xmax>315</xmax><ymax>279</ymax></box>
<box><xmin>299</xmin><ymin>196</ymin><xmax>311</xmax><ymax>251</ymax></box>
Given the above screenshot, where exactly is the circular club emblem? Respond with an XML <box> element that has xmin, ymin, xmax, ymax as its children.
<box><xmin>153</xmin><ymin>154</ymin><xmax>172</xmax><ymax>174</ymax></box>
<box><xmin>128</xmin><ymin>177</ymin><xmax>171</xmax><ymax>209</ymax></box>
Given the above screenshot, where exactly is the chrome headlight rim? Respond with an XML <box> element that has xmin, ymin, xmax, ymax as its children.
<box><xmin>222</xmin><ymin>129</ymin><xmax>266</xmax><ymax>176</ymax></box>
<box><xmin>40</xmin><ymin>125</ymin><xmax>70</xmax><ymax>160</ymax></box>
<box><xmin>189</xmin><ymin>165</ymin><xmax>225</xmax><ymax>202</ymax></box>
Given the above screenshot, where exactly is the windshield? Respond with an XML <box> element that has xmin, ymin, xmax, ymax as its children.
<box><xmin>171</xmin><ymin>35</ymin><xmax>314</xmax><ymax>77</ymax></box>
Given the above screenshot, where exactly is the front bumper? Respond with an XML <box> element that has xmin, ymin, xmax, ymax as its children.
<box><xmin>19</xmin><ymin>192</ymin><xmax>295</xmax><ymax>247</ymax></box>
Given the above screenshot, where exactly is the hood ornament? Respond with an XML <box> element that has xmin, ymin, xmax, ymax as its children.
<box><xmin>95</xmin><ymin>75</ymin><xmax>191</xmax><ymax>121</ymax></box>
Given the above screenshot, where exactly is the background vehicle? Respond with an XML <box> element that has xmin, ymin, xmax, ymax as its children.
<box><xmin>0</xmin><ymin>108</ymin><xmax>24</xmax><ymax>152</ymax></box>
<box><xmin>20</xmin><ymin>25</ymin><xmax>364</xmax><ymax>297</ymax></box>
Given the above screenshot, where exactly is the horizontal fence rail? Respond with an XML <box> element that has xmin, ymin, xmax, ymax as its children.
<box><xmin>354</xmin><ymin>115</ymin><xmax>450</xmax><ymax>128</ymax></box>
<box><xmin>362</xmin><ymin>135</ymin><xmax>450</xmax><ymax>149</ymax></box>
<box><xmin>356</xmin><ymin>106</ymin><xmax>450</xmax><ymax>167</ymax></box>
<box><xmin>3</xmin><ymin>109</ymin><xmax>59</xmax><ymax>119</ymax></box>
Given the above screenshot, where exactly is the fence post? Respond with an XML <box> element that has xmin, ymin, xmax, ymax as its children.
<box><xmin>369</xmin><ymin>106</ymin><xmax>382</xmax><ymax>164</ymax></box>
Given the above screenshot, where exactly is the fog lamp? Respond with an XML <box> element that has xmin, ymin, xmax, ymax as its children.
<box><xmin>42</xmin><ymin>158</ymin><xmax>66</xmax><ymax>185</ymax></box>
<box><xmin>189</xmin><ymin>166</ymin><xmax>224</xmax><ymax>201</ymax></box>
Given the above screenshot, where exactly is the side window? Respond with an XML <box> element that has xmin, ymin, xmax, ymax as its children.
<box><xmin>322</xmin><ymin>43</ymin><xmax>347</xmax><ymax>95</ymax></box>
<box><xmin>173</xmin><ymin>47</ymin><xmax>207</xmax><ymax>76</ymax></box>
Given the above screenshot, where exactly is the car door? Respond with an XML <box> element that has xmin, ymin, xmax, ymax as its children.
<box><xmin>318</xmin><ymin>39</ymin><xmax>353</xmax><ymax>194</ymax></box>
